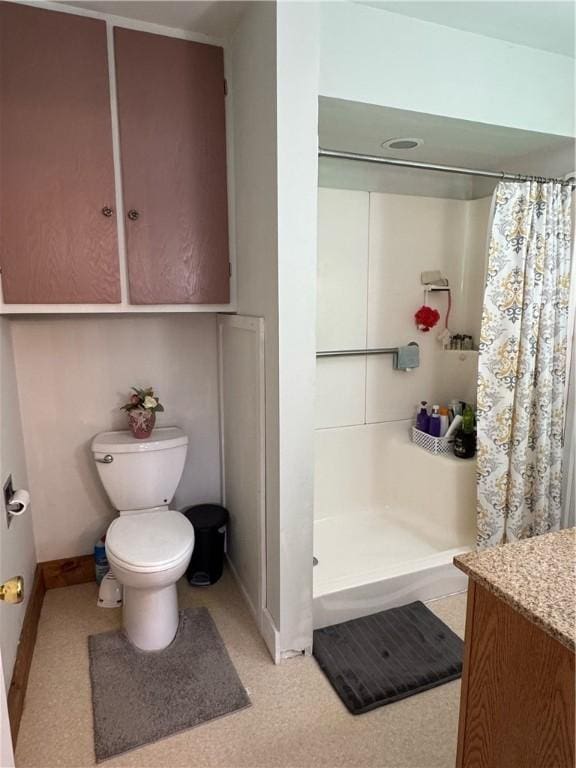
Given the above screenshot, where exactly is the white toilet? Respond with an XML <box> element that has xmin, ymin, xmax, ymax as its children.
<box><xmin>91</xmin><ymin>427</ymin><xmax>195</xmax><ymax>651</ymax></box>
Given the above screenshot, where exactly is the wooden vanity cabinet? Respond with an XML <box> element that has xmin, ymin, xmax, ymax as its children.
<box><xmin>114</xmin><ymin>28</ymin><xmax>230</xmax><ymax>305</ymax></box>
<box><xmin>456</xmin><ymin>581</ymin><xmax>575</xmax><ymax>768</ymax></box>
<box><xmin>0</xmin><ymin>2</ymin><xmax>120</xmax><ymax>304</ymax></box>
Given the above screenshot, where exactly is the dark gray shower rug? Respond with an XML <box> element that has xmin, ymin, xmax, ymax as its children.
<box><xmin>88</xmin><ymin>607</ymin><xmax>250</xmax><ymax>762</ymax></box>
<box><xmin>313</xmin><ymin>600</ymin><xmax>463</xmax><ymax>715</ymax></box>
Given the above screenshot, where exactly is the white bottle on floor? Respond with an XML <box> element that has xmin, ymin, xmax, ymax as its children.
<box><xmin>97</xmin><ymin>572</ymin><xmax>123</xmax><ymax>609</ymax></box>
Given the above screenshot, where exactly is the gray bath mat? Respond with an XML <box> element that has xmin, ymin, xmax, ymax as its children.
<box><xmin>88</xmin><ymin>607</ymin><xmax>250</xmax><ymax>761</ymax></box>
<box><xmin>313</xmin><ymin>601</ymin><xmax>463</xmax><ymax>715</ymax></box>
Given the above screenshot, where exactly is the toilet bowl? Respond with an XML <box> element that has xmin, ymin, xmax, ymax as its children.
<box><xmin>92</xmin><ymin>427</ymin><xmax>194</xmax><ymax>651</ymax></box>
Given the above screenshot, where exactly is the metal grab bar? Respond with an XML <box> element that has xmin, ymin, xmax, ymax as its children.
<box><xmin>316</xmin><ymin>342</ymin><xmax>420</xmax><ymax>370</ymax></box>
<box><xmin>317</xmin><ymin>347</ymin><xmax>399</xmax><ymax>358</ymax></box>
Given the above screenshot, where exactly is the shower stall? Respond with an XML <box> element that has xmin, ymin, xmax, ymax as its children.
<box><xmin>314</xmin><ymin>420</ymin><xmax>477</xmax><ymax>627</ymax></box>
<box><xmin>312</xmin><ymin>98</ymin><xmax>576</xmax><ymax>630</ymax></box>
<box><xmin>312</xmin><ymin>150</ymin><xmax>495</xmax><ymax>628</ymax></box>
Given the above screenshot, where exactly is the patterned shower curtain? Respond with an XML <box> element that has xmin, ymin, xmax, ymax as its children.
<box><xmin>477</xmin><ymin>180</ymin><xmax>574</xmax><ymax>549</ymax></box>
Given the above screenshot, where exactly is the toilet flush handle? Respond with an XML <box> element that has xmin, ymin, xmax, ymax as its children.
<box><xmin>95</xmin><ymin>454</ymin><xmax>114</xmax><ymax>464</ymax></box>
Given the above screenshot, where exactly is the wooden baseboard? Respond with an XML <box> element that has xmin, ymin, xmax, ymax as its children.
<box><xmin>7</xmin><ymin>554</ymin><xmax>95</xmax><ymax>746</ymax></box>
<box><xmin>7</xmin><ymin>564</ymin><xmax>45</xmax><ymax>745</ymax></box>
<box><xmin>40</xmin><ymin>554</ymin><xmax>95</xmax><ymax>590</ymax></box>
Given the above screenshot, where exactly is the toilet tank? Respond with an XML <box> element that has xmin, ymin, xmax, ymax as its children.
<box><xmin>91</xmin><ymin>427</ymin><xmax>188</xmax><ymax>511</ymax></box>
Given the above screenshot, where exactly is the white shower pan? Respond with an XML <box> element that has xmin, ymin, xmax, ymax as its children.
<box><xmin>313</xmin><ymin>420</ymin><xmax>476</xmax><ymax>629</ymax></box>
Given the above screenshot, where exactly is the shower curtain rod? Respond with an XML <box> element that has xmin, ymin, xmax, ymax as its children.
<box><xmin>319</xmin><ymin>148</ymin><xmax>576</xmax><ymax>187</ymax></box>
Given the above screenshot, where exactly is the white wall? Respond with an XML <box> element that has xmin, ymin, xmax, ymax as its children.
<box><xmin>0</xmin><ymin>318</ymin><xmax>36</xmax><ymax>688</ymax></box>
<box><xmin>320</xmin><ymin>3</ymin><xmax>575</xmax><ymax>138</ymax></box>
<box><xmin>275</xmin><ymin>0</ymin><xmax>319</xmax><ymax>655</ymax></box>
<box><xmin>231</xmin><ymin>1</ymin><xmax>319</xmax><ymax>657</ymax></box>
<box><xmin>461</xmin><ymin>196</ymin><xmax>493</xmax><ymax>339</ymax></box>
<box><xmin>10</xmin><ymin>315</ymin><xmax>221</xmax><ymax>561</ymax></box>
<box><xmin>316</xmin><ymin>188</ymin><xmax>491</xmax><ymax>430</ymax></box>
<box><xmin>230</xmin><ymin>0</ymin><xmax>281</xmax><ymax>631</ymax></box>
<box><xmin>218</xmin><ymin>316</ymin><xmax>265</xmax><ymax>630</ymax></box>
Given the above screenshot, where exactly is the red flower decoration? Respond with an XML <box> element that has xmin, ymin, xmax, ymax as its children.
<box><xmin>415</xmin><ymin>305</ymin><xmax>440</xmax><ymax>332</ymax></box>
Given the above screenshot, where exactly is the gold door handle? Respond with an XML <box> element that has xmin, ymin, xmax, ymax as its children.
<box><xmin>0</xmin><ymin>576</ymin><xmax>24</xmax><ymax>604</ymax></box>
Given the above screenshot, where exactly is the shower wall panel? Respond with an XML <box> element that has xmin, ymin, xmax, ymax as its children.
<box><xmin>316</xmin><ymin>187</ymin><xmax>491</xmax><ymax>429</ymax></box>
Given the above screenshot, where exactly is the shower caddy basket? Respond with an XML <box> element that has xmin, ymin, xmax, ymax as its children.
<box><xmin>410</xmin><ymin>426</ymin><xmax>454</xmax><ymax>456</ymax></box>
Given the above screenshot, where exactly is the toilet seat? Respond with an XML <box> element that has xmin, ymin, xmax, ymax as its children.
<box><xmin>106</xmin><ymin>510</ymin><xmax>194</xmax><ymax>573</ymax></box>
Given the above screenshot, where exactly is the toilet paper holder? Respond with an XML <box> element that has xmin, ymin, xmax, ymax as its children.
<box><xmin>8</xmin><ymin>495</ymin><xmax>27</xmax><ymax>513</ymax></box>
<box><xmin>3</xmin><ymin>475</ymin><xmax>30</xmax><ymax>528</ymax></box>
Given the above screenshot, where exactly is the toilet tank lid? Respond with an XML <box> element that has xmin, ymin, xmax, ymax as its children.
<box><xmin>92</xmin><ymin>427</ymin><xmax>188</xmax><ymax>454</ymax></box>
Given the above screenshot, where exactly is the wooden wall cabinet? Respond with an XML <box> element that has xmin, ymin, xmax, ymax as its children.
<box><xmin>0</xmin><ymin>4</ymin><xmax>230</xmax><ymax>309</ymax></box>
<box><xmin>115</xmin><ymin>28</ymin><xmax>230</xmax><ymax>305</ymax></box>
<box><xmin>0</xmin><ymin>3</ymin><xmax>120</xmax><ymax>304</ymax></box>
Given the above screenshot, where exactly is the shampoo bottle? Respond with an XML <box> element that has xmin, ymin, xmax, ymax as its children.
<box><xmin>449</xmin><ymin>399</ymin><xmax>462</xmax><ymax>420</ymax></box>
<box><xmin>439</xmin><ymin>407</ymin><xmax>449</xmax><ymax>437</ymax></box>
<box><xmin>94</xmin><ymin>537</ymin><xmax>109</xmax><ymax>585</ymax></box>
<box><xmin>454</xmin><ymin>404</ymin><xmax>476</xmax><ymax>459</ymax></box>
<box><xmin>444</xmin><ymin>414</ymin><xmax>462</xmax><ymax>441</ymax></box>
<box><xmin>429</xmin><ymin>405</ymin><xmax>441</xmax><ymax>437</ymax></box>
<box><xmin>416</xmin><ymin>401</ymin><xmax>429</xmax><ymax>433</ymax></box>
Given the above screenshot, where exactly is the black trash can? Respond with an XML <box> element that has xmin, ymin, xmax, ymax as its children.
<box><xmin>182</xmin><ymin>504</ymin><xmax>229</xmax><ymax>586</ymax></box>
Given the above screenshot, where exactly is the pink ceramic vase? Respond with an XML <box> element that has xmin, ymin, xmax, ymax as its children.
<box><xmin>128</xmin><ymin>409</ymin><xmax>156</xmax><ymax>439</ymax></box>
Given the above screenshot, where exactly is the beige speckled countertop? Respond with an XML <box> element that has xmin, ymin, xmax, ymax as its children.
<box><xmin>454</xmin><ymin>528</ymin><xmax>576</xmax><ymax>652</ymax></box>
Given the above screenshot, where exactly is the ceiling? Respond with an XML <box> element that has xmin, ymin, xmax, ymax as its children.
<box><xmin>357</xmin><ymin>1</ymin><xmax>575</xmax><ymax>57</ymax></box>
<box><xmin>64</xmin><ymin>1</ymin><xmax>247</xmax><ymax>39</ymax></box>
<box><xmin>64</xmin><ymin>0</ymin><xmax>576</xmax><ymax>55</ymax></box>
<box><xmin>61</xmin><ymin>0</ymin><xmax>575</xmax><ymax>199</ymax></box>
<box><xmin>319</xmin><ymin>97</ymin><xmax>575</xmax><ymax>199</ymax></box>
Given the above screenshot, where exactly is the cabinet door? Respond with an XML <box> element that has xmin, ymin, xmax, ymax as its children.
<box><xmin>0</xmin><ymin>3</ymin><xmax>120</xmax><ymax>304</ymax></box>
<box><xmin>114</xmin><ymin>28</ymin><xmax>230</xmax><ymax>305</ymax></box>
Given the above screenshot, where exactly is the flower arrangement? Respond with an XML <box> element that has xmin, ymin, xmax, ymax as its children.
<box><xmin>121</xmin><ymin>387</ymin><xmax>164</xmax><ymax>439</ymax></box>
<box><xmin>414</xmin><ymin>305</ymin><xmax>440</xmax><ymax>332</ymax></box>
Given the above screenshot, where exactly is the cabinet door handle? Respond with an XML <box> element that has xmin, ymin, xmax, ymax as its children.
<box><xmin>101</xmin><ymin>206</ymin><xmax>114</xmax><ymax>217</ymax></box>
<box><xmin>127</xmin><ymin>209</ymin><xmax>140</xmax><ymax>221</ymax></box>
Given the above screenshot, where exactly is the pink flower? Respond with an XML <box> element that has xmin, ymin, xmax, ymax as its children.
<box><xmin>131</xmin><ymin>394</ymin><xmax>141</xmax><ymax>405</ymax></box>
